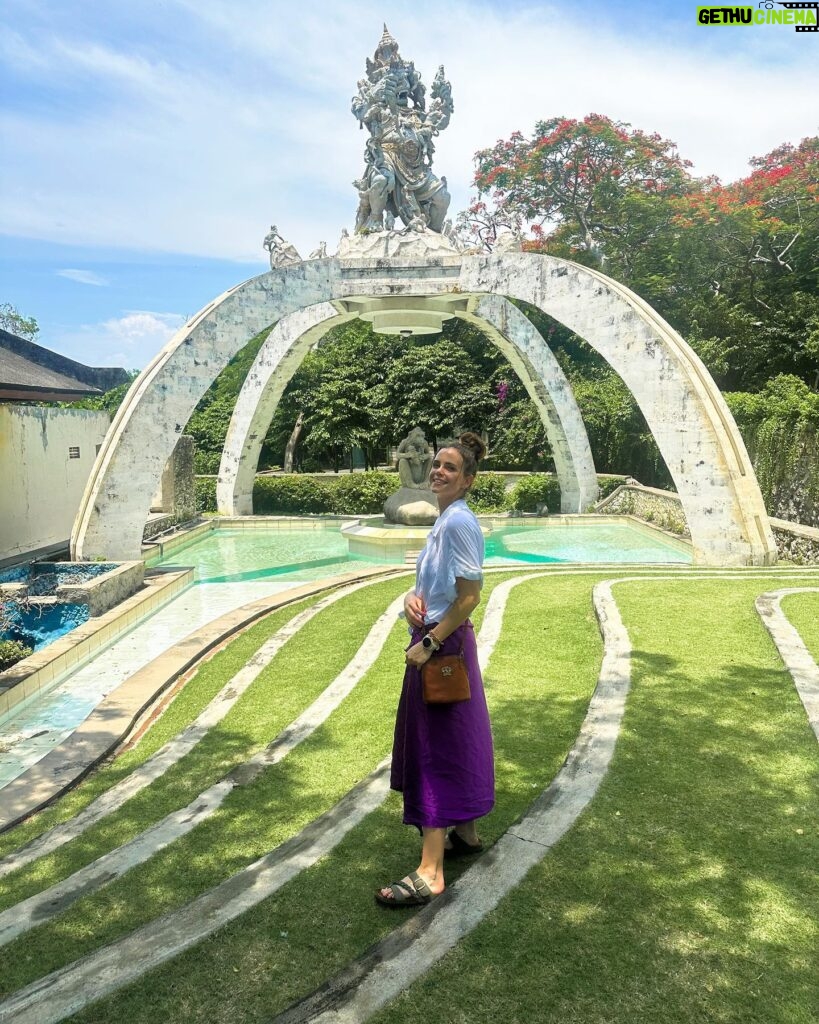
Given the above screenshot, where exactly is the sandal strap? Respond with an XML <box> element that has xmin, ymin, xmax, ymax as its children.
<box><xmin>407</xmin><ymin>871</ymin><xmax>432</xmax><ymax>897</ymax></box>
<box><xmin>388</xmin><ymin>879</ymin><xmax>418</xmax><ymax>901</ymax></box>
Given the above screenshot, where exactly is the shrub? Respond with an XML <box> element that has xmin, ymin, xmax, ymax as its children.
<box><xmin>597</xmin><ymin>475</ymin><xmax>628</xmax><ymax>500</ymax></box>
<box><xmin>509</xmin><ymin>474</ymin><xmax>561</xmax><ymax>513</ymax></box>
<box><xmin>329</xmin><ymin>472</ymin><xmax>400</xmax><ymax>514</ymax></box>
<box><xmin>0</xmin><ymin>639</ymin><xmax>33</xmax><ymax>671</ymax></box>
<box><xmin>253</xmin><ymin>475</ymin><xmax>335</xmax><ymax>514</ymax></box>
<box><xmin>195</xmin><ymin>477</ymin><xmax>217</xmax><ymax>513</ymax></box>
<box><xmin>467</xmin><ymin>473</ymin><xmax>509</xmax><ymax>514</ymax></box>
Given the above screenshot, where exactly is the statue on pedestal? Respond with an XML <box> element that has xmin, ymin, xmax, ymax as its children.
<box><xmin>395</xmin><ymin>426</ymin><xmax>433</xmax><ymax>488</ymax></box>
<box><xmin>351</xmin><ymin>26</ymin><xmax>453</xmax><ymax>236</ymax></box>
<box><xmin>384</xmin><ymin>426</ymin><xmax>439</xmax><ymax>525</ymax></box>
<box><xmin>263</xmin><ymin>225</ymin><xmax>302</xmax><ymax>269</ymax></box>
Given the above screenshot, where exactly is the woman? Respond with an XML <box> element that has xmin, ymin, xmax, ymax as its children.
<box><xmin>377</xmin><ymin>432</ymin><xmax>495</xmax><ymax>907</ymax></box>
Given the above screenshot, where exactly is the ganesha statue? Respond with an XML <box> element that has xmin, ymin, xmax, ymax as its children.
<box><xmin>351</xmin><ymin>26</ymin><xmax>453</xmax><ymax>235</ymax></box>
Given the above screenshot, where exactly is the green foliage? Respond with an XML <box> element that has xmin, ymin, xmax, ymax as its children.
<box><xmin>0</xmin><ymin>639</ymin><xmax>32</xmax><ymax>671</ymax></box>
<box><xmin>0</xmin><ymin>302</ymin><xmax>39</xmax><ymax>341</ymax></box>
<box><xmin>470</xmin><ymin>121</ymin><xmax>819</xmax><ymax>393</ymax></box>
<box><xmin>185</xmin><ymin>329</ymin><xmax>272</xmax><ymax>473</ymax></box>
<box><xmin>509</xmin><ymin>474</ymin><xmax>562</xmax><ymax>513</ymax></box>
<box><xmin>327</xmin><ymin>472</ymin><xmax>399</xmax><ymax>514</ymax></box>
<box><xmin>252</xmin><ymin>475</ymin><xmax>334</xmax><ymax>515</ymax></box>
<box><xmin>466</xmin><ymin>473</ymin><xmax>509</xmax><ymax>514</ymax></box>
<box><xmin>195</xmin><ymin>477</ymin><xmax>217</xmax><ymax>514</ymax></box>
<box><xmin>70</xmin><ymin>374</ymin><xmax>140</xmax><ymax>416</ymax></box>
<box><xmin>725</xmin><ymin>374</ymin><xmax>819</xmax><ymax>514</ymax></box>
<box><xmin>597</xmin><ymin>475</ymin><xmax>628</xmax><ymax>500</ymax></box>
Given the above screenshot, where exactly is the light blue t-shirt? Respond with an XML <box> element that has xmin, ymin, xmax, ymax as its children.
<box><xmin>416</xmin><ymin>499</ymin><xmax>484</xmax><ymax>623</ymax></box>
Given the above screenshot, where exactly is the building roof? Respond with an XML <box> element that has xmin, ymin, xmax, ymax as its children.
<box><xmin>0</xmin><ymin>329</ymin><xmax>129</xmax><ymax>402</ymax></box>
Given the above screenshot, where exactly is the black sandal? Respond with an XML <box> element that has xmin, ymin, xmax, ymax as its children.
<box><xmin>445</xmin><ymin>829</ymin><xmax>483</xmax><ymax>859</ymax></box>
<box><xmin>375</xmin><ymin>870</ymin><xmax>435</xmax><ymax>908</ymax></box>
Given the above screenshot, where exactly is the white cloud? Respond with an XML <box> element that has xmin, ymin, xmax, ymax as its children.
<box><xmin>57</xmin><ymin>269</ymin><xmax>109</xmax><ymax>286</ymax></box>
<box><xmin>1</xmin><ymin>1</ymin><xmax>816</xmax><ymax>261</ymax></box>
<box><xmin>52</xmin><ymin>311</ymin><xmax>187</xmax><ymax>369</ymax></box>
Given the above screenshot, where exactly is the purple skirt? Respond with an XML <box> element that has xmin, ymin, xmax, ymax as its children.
<box><xmin>390</xmin><ymin>620</ymin><xmax>495</xmax><ymax>829</ymax></box>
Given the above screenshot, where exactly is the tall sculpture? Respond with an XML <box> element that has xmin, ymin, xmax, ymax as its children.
<box><xmin>351</xmin><ymin>25</ymin><xmax>453</xmax><ymax>235</ymax></box>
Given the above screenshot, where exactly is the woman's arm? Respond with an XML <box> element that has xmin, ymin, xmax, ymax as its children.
<box><xmin>405</xmin><ymin>578</ymin><xmax>480</xmax><ymax>668</ymax></box>
<box><xmin>404</xmin><ymin>589</ymin><xmax>426</xmax><ymax>628</ymax></box>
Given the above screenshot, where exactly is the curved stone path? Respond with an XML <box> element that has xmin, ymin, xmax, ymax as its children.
<box><xmin>0</xmin><ymin>572</ymin><xmax>532</xmax><ymax>1023</ymax></box>
<box><xmin>1</xmin><ymin>571</ymin><xmax>817</xmax><ymax>1024</ymax></box>
<box><xmin>755</xmin><ymin>587</ymin><xmax>819</xmax><ymax>743</ymax></box>
<box><xmin>0</xmin><ymin>575</ymin><xmax>395</xmax><ymax>878</ymax></box>
<box><xmin>0</xmin><ymin>592</ymin><xmax>406</xmax><ymax>946</ymax></box>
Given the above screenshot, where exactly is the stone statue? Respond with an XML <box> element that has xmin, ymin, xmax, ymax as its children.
<box><xmin>263</xmin><ymin>225</ymin><xmax>302</xmax><ymax>268</ymax></box>
<box><xmin>351</xmin><ymin>26</ymin><xmax>453</xmax><ymax>235</ymax></box>
<box><xmin>384</xmin><ymin>426</ymin><xmax>438</xmax><ymax>525</ymax></box>
<box><xmin>308</xmin><ymin>241</ymin><xmax>327</xmax><ymax>259</ymax></box>
<box><xmin>395</xmin><ymin>426</ymin><xmax>433</xmax><ymax>489</ymax></box>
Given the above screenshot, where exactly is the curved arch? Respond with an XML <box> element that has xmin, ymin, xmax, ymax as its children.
<box><xmin>73</xmin><ymin>251</ymin><xmax>775</xmax><ymax>565</ymax></box>
<box><xmin>218</xmin><ymin>294</ymin><xmax>598</xmax><ymax>516</ymax></box>
<box><xmin>462</xmin><ymin>295</ymin><xmax>598</xmax><ymax>512</ymax></box>
<box><xmin>217</xmin><ymin>303</ymin><xmax>352</xmax><ymax>516</ymax></box>
<box><xmin>72</xmin><ymin>261</ymin><xmax>343</xmax><ymax>560</ymax></box>
<box><xmin>459</xmin><ymin>254</ymin><xmax>775</xmax><ymax>565</ymax></box>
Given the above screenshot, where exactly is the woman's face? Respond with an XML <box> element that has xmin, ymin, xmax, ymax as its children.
<box><xmin>430</xmin><ymin>447</ymin><xmax>474</xmax><ymax>507</ymax></box>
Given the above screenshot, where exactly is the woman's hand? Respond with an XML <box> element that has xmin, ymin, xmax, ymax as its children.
<box><xmin>404</xmin><ymin>591</ymin><xmax>426</xmax><ymax>628</ymax></box>
<box><xmin>405</xmin><ymin>640</ymin><xmax>433</xmax><ymax>668</ymax></box>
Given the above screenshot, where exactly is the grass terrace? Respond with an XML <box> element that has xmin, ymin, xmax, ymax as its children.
<box><xmin>0</xmin><ymin>568</ymin><xmax>815</xmax><ymax>1024</ymax></box>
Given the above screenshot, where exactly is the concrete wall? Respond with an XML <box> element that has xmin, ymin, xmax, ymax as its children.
<box><xmin>0</xmin><ymin>405</ymin><xmax>110</xmax><ymax>563</ymax></box>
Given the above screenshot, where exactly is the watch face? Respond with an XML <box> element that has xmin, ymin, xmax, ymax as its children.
<box><xmin>422</xmin><ymin>635</ymin><xmax>432</xmax><ymax>649</ymax></box>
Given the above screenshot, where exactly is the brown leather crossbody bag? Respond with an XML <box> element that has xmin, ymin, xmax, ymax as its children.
<box><xmin>422</xmin><ymin>650</ymin><xmax>471</xmax><ymax>704</ymax></box>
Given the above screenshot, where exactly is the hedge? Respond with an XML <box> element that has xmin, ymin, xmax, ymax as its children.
<box><xmin>195</xmin><ymin>472</ymin><xmax>629</xmax><ymax>518</ymax></box>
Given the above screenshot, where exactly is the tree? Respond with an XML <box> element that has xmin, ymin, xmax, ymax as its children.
<box><xmin>469</xmin><ymin>113</ymin><xmax>694</xmax><ymax>266</ymax></box>
<box><xmin>0</xmin><ymin>302</ymin><xmax>39</xmax><ymax>341</ymax></box>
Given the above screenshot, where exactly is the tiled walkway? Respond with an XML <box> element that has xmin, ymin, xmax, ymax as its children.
<box><xmin>0</xmin><ymin>580</ymin><xmax>302</xmax><ymax>790</ymax></box>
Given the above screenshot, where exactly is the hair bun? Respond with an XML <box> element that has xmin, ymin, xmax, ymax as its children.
<box><xmin>458</xmin><ymin>431</ymin><xmax>486</xmax><ymax>464</ymax></box>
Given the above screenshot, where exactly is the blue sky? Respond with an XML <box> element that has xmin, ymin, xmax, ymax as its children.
<box><xmin>1</xmin><ymin>0</ymin><xmax>817</xmax><ymax>370</ymax></box>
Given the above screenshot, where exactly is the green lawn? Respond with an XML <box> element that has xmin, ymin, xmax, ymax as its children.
<box><xmin>0</xmin><ymin>570</ymin><xmax>817</xmax><ymax>1024</ymax></box>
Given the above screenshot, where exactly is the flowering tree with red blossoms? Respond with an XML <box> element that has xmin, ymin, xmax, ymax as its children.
<box><xmin>463</xmin><ymin>113</ymin><xmax>694</xmax><ymax>262</ymax></box>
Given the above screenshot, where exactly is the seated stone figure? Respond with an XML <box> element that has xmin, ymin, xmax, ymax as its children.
<box><xmin>396</xmin><ymin>427</ymin><xmax>433</xmax><ymax>489</ymax></box>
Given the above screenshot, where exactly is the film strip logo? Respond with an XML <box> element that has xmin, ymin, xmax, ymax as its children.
<box><xmin>772</xmin><ymin>1</ymin><xmax>819</xmax><ymax>30</ymax></box>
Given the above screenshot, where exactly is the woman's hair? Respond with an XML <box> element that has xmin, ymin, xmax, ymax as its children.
<box><xmin>452</xmin><ymin>431</ymin><xmax>486</xmax><ymax>480</ymax></box>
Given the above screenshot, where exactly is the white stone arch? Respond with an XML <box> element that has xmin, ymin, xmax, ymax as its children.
<box><xmin>460</xmin><ymin>254</ymin><xmax>775</xmax><ymax>565</ymax></box>
<box><xmin>217</xmin><ymin>294</ymin><xmax>598</xmax><ymax>516</ymax></box>
<box><xmin>217</xmin><ymin>303</ymin><xmax>352</xmax><ymax>516</ymax></box>
<box><xmin>461</xmin><ymin>295</ymin><xmax>598</xmax><ymax>512</ymax></box>
<box><xmin>73</xmin><ymin>252</ymin><xmax>776</xmax><ymax>565</ymax></box>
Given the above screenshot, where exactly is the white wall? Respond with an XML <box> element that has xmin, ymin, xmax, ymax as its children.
<box><xmin>0</xmin><ymin>405</ymin><xmax>110</xmax><ymax>562</ymax></box>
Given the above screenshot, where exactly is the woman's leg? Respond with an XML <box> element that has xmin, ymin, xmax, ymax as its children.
<box><xmin>417</xmin><ymin>826</ymin><xmax>446</xmax><ymax>893</ymax></box>
<box><xmin>378</xmin><ymin>826</ymin><xmax>446</xmax><ymax>902</ymax></box>
<box><xmin>449</xmin><ymin>819</ymin><xmax>480</xmax><ymax>846</ymax></box>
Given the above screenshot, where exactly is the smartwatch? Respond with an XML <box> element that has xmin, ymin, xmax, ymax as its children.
<box><xmin>422</xmin><ymin>634</ymin><xmax>441</xmax><ymax>652</ymax></box>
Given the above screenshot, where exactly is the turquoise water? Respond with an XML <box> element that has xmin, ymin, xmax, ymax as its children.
<box><xmin>150</xmin><ymin>529</ymin><xmax>379</xmax><ymax>583</ymax></box>
<box><xmin>487</xmin><ymin>521</ymin><xmax>690</xmax><ymax>565</ymax></box>
<box><xmin>150</xmin><ymin>520</ymin><xmax>690</xmax><ymax>580</ymax></box>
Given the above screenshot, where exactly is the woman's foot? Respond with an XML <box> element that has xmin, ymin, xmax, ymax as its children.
<box><xmin>444</xmin><ymin>827</ymin><xmax>483</xmax><ymax>858</ymax></box>
<box><xmin>375</xmin><ymin>869</ymin><xmax>443</xmax><ymax>908</ymax></box>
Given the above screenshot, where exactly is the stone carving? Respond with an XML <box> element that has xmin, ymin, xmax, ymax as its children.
<box><xmin>263</xmin><ymin>225</ymin><xmax>302</xmax><ymax>269</ymax></box>
<box><xmin>308</xmin><ymin>241</ymin><xmax>327</xmax><ymax>260</ymax></box>
<box><xmin>494</xmin><ymin>230</ymin><xmax>524</xmax><ymax>253</ymax></box>
<box><xmin>395</xmin><ymin>426</ymin><xmax>433</xmax><ymax>489</ymax></box>
<box><xmin>384</xmin><ymin>426</ymin><xmax>439</xmax><ymax>525</ymax></box>
<box><xmin>351</xmin><ymin>25</ymin><xmax>453</xmax><ymax>235</ymax></box>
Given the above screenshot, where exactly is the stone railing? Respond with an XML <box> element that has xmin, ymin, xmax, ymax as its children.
<box><xmin>595</xmin><ymin>481</ymin><xmax>690</xmax><ymax>538</ymax></box>
<box><xmin>769</xmin><ymin>517</ymin><xmax>819</xmax><ymax>566</ymax></box>
<box><xmin>597</xmin><ymin>482</ymin><xmax>819</xmax><ymax>565</ymax></box>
